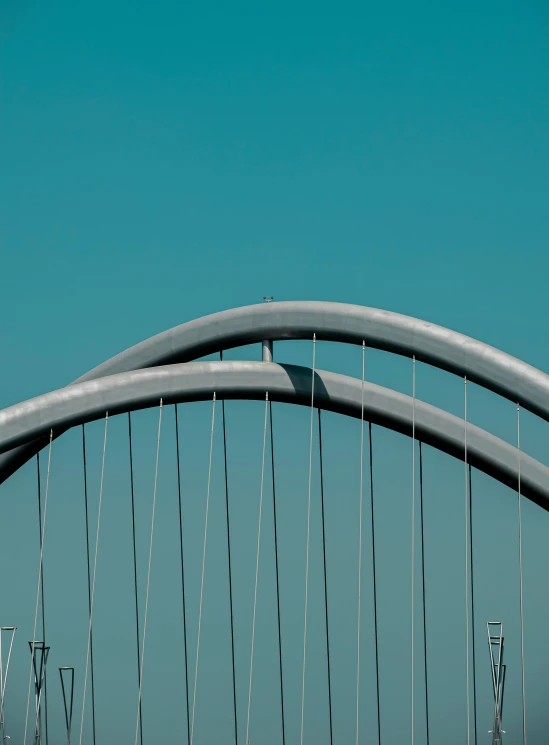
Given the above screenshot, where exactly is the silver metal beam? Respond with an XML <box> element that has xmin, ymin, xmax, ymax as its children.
<box><xmin>3</xmin><ymin>301</ymin><xmax>549</xmax><ymax>483</ymax></box>
<box><xmin>0</xmin><ymin>361</ymin><xmax>548</xmax><ymax>510</ymax></box>
<box><xmin>77</xmin><ymin>301</ymin><xmax>549</xmax><ymax>419</ymax></box>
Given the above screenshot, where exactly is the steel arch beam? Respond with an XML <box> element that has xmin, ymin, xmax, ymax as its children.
<box><xmin>1</xmin><ymin>361</ymin><xmax>547</xmax><ymax>511</ymax></box>
<box><xmin>3</xmin><ymin>301</ymin><xmax>549</xmax><ymax>481</ymax></box>
<box><xmin>78</xmin><ymin>301</ymin><xmax>549</xmax><ymax>419</ymax></box>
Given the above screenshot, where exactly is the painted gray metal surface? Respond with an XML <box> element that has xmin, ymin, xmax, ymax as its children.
<box><xmin>0</xmin><ymin>361</ymin><xmax>547</xmax><ymax>511</ymax></box>
<box><xmin>2</xmin><ymin>300</ymin><xmax>549</xmax><ymax>482</ymax></box>
<box><xmin>78</xmin><ymin>301</ymin><xmax>549</xmax><ymax>419</ymax></box>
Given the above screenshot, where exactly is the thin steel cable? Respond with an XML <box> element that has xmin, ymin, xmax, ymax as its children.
<box><xmin>0</xmin><ymin>632</ymin><xmax>5</xmax><ymax>743</ymax></box>
<box><xmin>175</xmin><ymin>405</ymin><xmax>191</xmax><ymax>745</ymax></box>
<box><xmin>418</xmin><ymin>443</ymin><xmax>429</xmax><ymax>745</ymax></box>
<box><xmin>128</xmin><ymin>413</ymin><xmax>144</xmax><ymax>745</ymax></box>
<box><xmin>245</xmin><ymin>393</ymin><xmax>270</xmax><ymax>745</ymax></box>
<box><xmin>81</xmin><ymin>426</ymin><xmax>97</xmax><ymax>745</ymax></box>
<box><xmin>464</xmin><ymin>379</ymin><xmax>471</xmax><ymax>745</ymax></box>
<box><xmin>318</xmin><ymin>410</ymin><xmax>333</xmax><ymax>745</ymax></box>
<box><xmin>78</xmin><ymin>413</ymin><xmax>109</xmax><ymax>745</ymax></box>
<box><xmin>36</xmin><ymin>454</ymin><xmax>49</xmax><ymax>745</ymax></box>
<box><xmin>300</xmin><ymin>334</ymin><xmax>316</xmax><ymax>745</ymax></box>
<box><xmin>220</xmin><ymin>350</ymin><xmax>238</xmax><ymax>745</ymax></box>
<box><xmin>411</xmin><ymin>356</ymin><xmax>416</xmax><ymax>745</ymax></box>
<box><xmin>271</xmin><ymin>402</ymin><xmax>287</xmax><ymax>745</ymax></box>
<box><xmin>468</xmin><ymin>466</ymin><xmax>477</xmax><ymax>745</ymax></box>
<box><xmin>190</xmin><ymin>394</ymin><xmax>217</xmax><ymax>745</ymax></box>
<box><xmin>356</xmin><ymin>342</ymin><xmax>365</xmax><ymax>745</ymax></box>
<box><xmin>134</xmin><ymin>400</ymin><xmax>164</xmax><ymax>745</ymax></box>
<box><xmin>369</xmin><ymin>422</ymin><xmax>381</xmax><ymax>745</ymax></box>
<box><xmin>517</xmin><ymin>404</ymin><xmax>527</xmax><ymax>745</ymax></box>
<box><xmin>23</xmin><ymin>430</ymin><xmax>53</xmax><ymax>745</ymax></box>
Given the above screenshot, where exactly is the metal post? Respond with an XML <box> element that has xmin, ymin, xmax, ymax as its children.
<box><xmin>262</xmin><ymin>295</ymin><xmax>274</xmax><ymax>362</ymax></box>
<box><xmin>487</xmin><ymin>622</ymin><xmax>506</xmax><ymax>745</ymax></box>
<box><xmin>29</xmin><ymin>641</ymin><xmax>50</xmax><ymax>745</ymax></box>
<box><xmin>0</xmin><ymin>627</ymin><xmax>16</xmax><ymax>744</ymax></box>
<box><xmin>262</xmin><ymin>340</ymin><xmax>273</xmax><ymax>362</ymax></box>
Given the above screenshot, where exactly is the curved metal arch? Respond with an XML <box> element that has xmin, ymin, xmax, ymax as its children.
<box><xmin>2</xmin><ymin>301</ymin><xmax>549</xmax><ymax>482</ymax></box>
<box><xmin>79</xmin><ymin>301</ymin><xmax>549</xmax><ymax>420</ymax></box>
<box><xmin>1</xmin><ymin>361</ymin><xmax>548</xmax><ymax>511</ymax></box>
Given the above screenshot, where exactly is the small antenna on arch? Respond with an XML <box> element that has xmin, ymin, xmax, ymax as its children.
<box><xmin>263</xmin><ymin>296</ymin><xmax>274</xmax><ymax>303</ymax></box>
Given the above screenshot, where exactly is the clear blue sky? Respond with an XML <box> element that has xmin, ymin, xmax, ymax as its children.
<box><xmin>1</xmin><ymin>2</ymin><xmax>549</xmax><ymax>744</ymax></box>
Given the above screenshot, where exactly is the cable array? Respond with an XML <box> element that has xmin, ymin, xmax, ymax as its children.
<box><xmin>300</xmin><ymin>335</ymin><xmax>316</xmax><ymax>745</ymax></box>
<box><xmin>23</xmin><ymin>430</ymin><xmax>53</xmax><ymax>745</ymax></box>
<box><xmin>517</xmin><ymin>404</ymin><xmax>527</xmax><ymax>745</ymax></box>
<box><xmin>79</xmin><ymin>414</ymin><xmax>109</xmax><ymax>745</ymax></box>
<box><xmin>175</xmin><ymin>405</ymin><xmax>191</xmax><ymax>745</ymax></box>
<box><xmin>411</xmin><ymin>357</ymin><xmax>416</xmax><ymax>745</ymax></box>
<box><xmin>369</xmin><ymin>422</ymin><xmax>381</xmax><ymax>745</ymax></box>
<box><xmin>190</xmin><ymin>394</ymin><xmax>217</xmax><ymax>745</ymax></box>
<box><xmin>356</xmin><ymin>342</ymin><xmax>365</xmax><ymax>745</ymax></box>
<box><xmin>134</xmin><ymin>400</ymin><xmax>163</xmax><ymax>745</ymax></box>
<box><xmin>36</xmin><ymin>454</ymin><xmax>49</xmax><ymax>745</ymax></box>
<box><xmin>81</xmin><ymin>425</ymin><xmax>97</xmax><ymax>745</ymax></box>
<box><xmin>128</xmin><ymin>413</ymin><xmax>144</xmax><ymax>745</ymax></box>
<box><xmin>418</xmin><ymin>443</ymin><xmax>429</xmax><ymax>745</ymax></box>
<box><xmin>271</xmin><ymin>402</ymin><xmax>287</xmax><ymax>745</ymax></box>
<box><xmin>318</xmin><ymin>410</ymin><xmax>333</xmax><ymax>745</ymax></box>
<box><xmin>465</xmin><ymin>379</ymin><xmax>471</xmax><ymax>745</ymax></box>
<box><xmin>220</xmin><ymin>383</ymin><xmax>239</xmax><ymax>745</ymax></box>
<box><xmin>245</xmin><ymin>394</ymin><xmax>270</xmax><ymax>745</ymax></box>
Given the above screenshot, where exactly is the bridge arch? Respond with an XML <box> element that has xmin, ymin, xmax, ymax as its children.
<box><xmin>79</xmin><ymin>301</ymin><xmax>549</xmax><ymax>419</ymax></box>
<box><xmin>1</xmin><ymin>360</ymin><xmax>547</xmax><ymax>509</ymax></box>
<box><xmin>2</xmin><ymin>301</ymin><xmax>549</xmax><ymax>486</ymax></box>
<box><xmin>1</xmin><ymin>302</ymin><xmax>546</xmax><ymax>745</ymax></box>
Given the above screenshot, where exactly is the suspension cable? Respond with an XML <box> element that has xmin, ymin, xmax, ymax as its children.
<box><xmin>411</xmin><ymin>357</ymin><xmax>416</xmax><ymax>745</ymax></box>
<box><xmin>468</xmin><ymin>465</ymin><xmax>477</xmax><ymax>745</ymax></box>
<box><xmin>271</xmin><ymin>401</ymin><xmax>287</xmax><ymax>745</ymax></box>
<box><xmin>134</xmin><ymin>400</ymin><xmax>163</xmax><ymax>745</ymax></box>
<box><xmin>128</xmin><ymin>413</ymin><xmax>144</xmax><ymax>745</ymax></box>
<box><xmin>220</xmin><ymin>350</ymin><xmax>238</xmax><ymax>745</ymax></box>
<box><xmin>369</xmin><ymin>422</ymin><xmax>381</xmax><ymax>745</ymax></box>
<box><xmin>36</xmin><ymin>454</ymin><xmax>49</xmax><ymax>745</ymax></box>
<box><xmin>79</xmin><ymin>413</ymin><xmax>109</xmax><ymax>745</ymax></box>
<box><xmin>464</xmin><ymin>379</ymin><xmax>471</xmax><ymax>745</ymax></box>
<box><xmin>318</xmin><ymin>410</ymin><xmax>333</xmax><ymax>745</ymax></box>
<box><xmin>300</xmin><ymin>334</ymin><xmax>316</xmax><ymax>745</ymax></box>
<box><xmin>418</xmin><ymin>443</ymin><xmax>429</xmax><ymax>745</ymax></box>
<box><xmin>175</xmin><ymin>405</ymin><xmax>191</xmax><ymax>745</ymax></box>
<box><xmin>517</xmin><ymin>404</ymin><xmax>527</xmax><ymax>745</ymax></box>
<box><xmin>81</xmin><ymin>425</ymin><xmax>97</xmax><ymax>745</ymax></box>
<box><xmin>356</xmin><ymin>342</ymin><xmax>365</xmax><ymax>745</ymax></box>
<box><xmin>23</xmin><ymin>430</ymin><xmax>53</xmax><ymax>745</ymax></box>
<box><xmin>245</xmin><ymin>393</ymin><xmax>270</xmax><ymax>745</ymax></box>
<box><xmin>190</xmin><ymin>393</ymin><xmax>217</xmax><ymax>745</ymax></box>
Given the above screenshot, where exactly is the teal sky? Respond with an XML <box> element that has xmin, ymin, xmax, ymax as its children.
<box><xmin>1</xmin><ymin>0</ymin><xmax>548</xmax><ymax>404</ymax></box>
<box><xmin>1</xmin><ymin>2</ymin><xmax>549</xmax><ymax>744</ymax></box>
